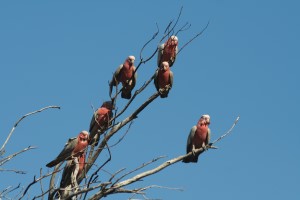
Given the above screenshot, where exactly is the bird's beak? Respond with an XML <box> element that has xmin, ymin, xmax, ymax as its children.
<box><xmin>206</xmin><ymin>119</ymin><xmax>210</xmax><ymax>125</ymax></box>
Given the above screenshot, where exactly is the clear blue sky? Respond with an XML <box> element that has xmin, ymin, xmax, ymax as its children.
<box><xmin>1</xmin><ymin>1</ymin><xmax>299</xmax><ymax>199</ymax></box>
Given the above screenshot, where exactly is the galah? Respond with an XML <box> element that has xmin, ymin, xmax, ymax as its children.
<box><xmin>46</xmin><ymin>131</ymin><xmax>89</xmax><ymax>168</ymax></box>
<box><xmin>157</xmin><ymin>35</ymin><xmax>178</xmax><ymax>67</ymax></box>
<box><xmin>89</xmin><ymin>101</ymin><xmax>114</xmax><ymax>145</ymax></box>
<box><xmin>154</xmin><ymin>61</ymin><xmax>173</xmax><ymax>98</ymax></box>
<box><xmin>109</xmin><ymin>55</ymin><xmax>137</xmax><ymax>99</ymax></box>
<box><xmin>58</xmin><ymin>153</ymin><xmax>86</xmax><ymax>198</ymax></box>
<box><xmin>182</xmin><ymin>115</ymin><xmax>211</xmax><ymax>163</ymax></box>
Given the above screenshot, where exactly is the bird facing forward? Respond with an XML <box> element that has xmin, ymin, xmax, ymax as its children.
<box><xmin>182</xmin><ymin>115</ymin><xmax>211</xmax><ymax>163</ymax></box>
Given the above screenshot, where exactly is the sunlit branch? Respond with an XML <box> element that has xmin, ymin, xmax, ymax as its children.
<box><xmin>19</xmin><ymin>168</ymin><xmax>63</xmax><ymax>200</ymax></box>
<box><xmin>88</xmin><ymin>116</ymin><xmax>239</xmax><ymax>199</ymax></box>
<box><xmin>0</xmin><ymin>146</ymin><xmax>36</xmax><ymax>166</ymax></box>
<box><xmin>0</xmin><ymin>105</ymin><xmax>60</xmax><ymax>155</ymax></box>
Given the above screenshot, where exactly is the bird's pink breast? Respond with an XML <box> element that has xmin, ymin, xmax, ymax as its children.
<box><xmin>73</xmin><ymin>139</ymin><xmax>88</xmax><ymax>154</ymax></box>
<box><xmin>97</xmin><ymin>107</ymin><xmax>110</xmax><ymax>125</ymax></box>
<box><xmin>162</xmin><ymin>45</ymin><xmax>176</xmax><ymax>62</ymax></box>
<box><xmin>158</xmin><ymin>70</ymin><xmax>170</xmax><ymax>88</ymax></box>
<box><xmin>193</xmin><ymin>125</ymin><xmax>208</xmax><ymax>148</ymax></box>
<box><xmin>120</xmin><ymin>65</ymin><xmax>134</xmax><ymax>83</ymax></box>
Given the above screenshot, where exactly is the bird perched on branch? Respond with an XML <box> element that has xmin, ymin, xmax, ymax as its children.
<box><xmin>183</xmin><ymin>115</ymin><xmax>211</xmax><ymax>163</ymax></box>
<box><xmin>89</xmin><ymin>101</ymin><xmax>114</xmax><ymax>146</ymax></box>
<box><xmin>157</xmin><ymin>35</ymin><xmax>178</xmax><ymax>67</ymax></box>
<box><xmin>109</xmin><ymin>55</ymin><xmax>137</xmax><ymax>99</ymax></box>
<box><xmin>46</xmin><ymin>131</ymin><xmax>89</xmax><ymax>167</ymax></box>
<box><xmin>154</xmin><ymin>61</ymin><xmax>173</xmax><ymax>98</ymax></box>
<box><xmin>57</xmin><ymin>153</ymin><xmax>86</xmax><ymax>199</ymax></box>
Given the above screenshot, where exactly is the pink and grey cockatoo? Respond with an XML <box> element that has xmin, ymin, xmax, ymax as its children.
<box><xmin>109</xmin><ymin>56</ymin><xmax>137</xmax><ymax>99</ymax></box>
<box><xmin>157</xmin><ymin>35</ymin><xmax>178</xmax><ymax>67</ymax></box>
<box><xmin>182</xmin><ymin>115</ymin><xmax>211</xmax><ymax>163</ymax></box>
<box><xmin>154</xmin><ymin>61</ymin><xmax>173</xmax><ymax>98</ymax></box>
<box><xmin>46</xmin><ymin>131</ymin><xmax>89</xmax><ymax>167</ymax></box>
<box><xmin>58</xmin><ymin>153</ymin><xmax>86</xmax><ymax>198</ymax></box>
<box><xmin>89</xmin><ymin>101</ymin><xmax>114</xmax><ymax>145</ymax></box>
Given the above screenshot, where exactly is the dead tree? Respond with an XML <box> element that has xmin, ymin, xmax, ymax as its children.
<box><xmin>1</xmin><ymin>8</ymin><xmax>239</xmax><ymax>200</ymax></box>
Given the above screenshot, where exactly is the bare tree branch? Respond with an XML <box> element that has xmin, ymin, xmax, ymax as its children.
<box><xmin>109</xmin><ymin>6</ymin><xmax>184</xmax><ymax>113</ymax></box>
<box><xmin>106</xmin><ymin>121</ymin><xmax>133</xmax><ymax>149</ymax></box>
<box><xmin>112</xmin><ymin>156</ymin><xmax>166</xmax><ymax>187</ymax></box>
<box><xmin>138</xmin><ymin>23</ymin><xmax>160</xmax><ymax>66</ymax></box>
<box><xmin>45</xmin><ymin>164</ymin><xmax>62</xmax><ymax>199</ymax></box>
<box><xmin>2</xmin><ymin>8</ymin><xmax>235</xmax><ymax>200</ymax></box>
<box><xmin>175</xmin><ymin>22</ymin><xmax>191</xmax><ymax>35</ymax></box>
<box><xmin>86</xmin><ymin>91</ymin><xmax>160</xmax><ymax>174</ymax></box>
<box><xmin>210</xmin><ymin>116</ymin><xmax>240</xmax><ymax>144</ymax></box>
<box><xmin>128</xmin><ymin>185</ymin><xmax>183</xmax><ymax>200</ymax></box>
<box><xmin>112</xmin><ymin>72</ymin><xmax>156</xmax><ymax>121</ymax></box>
<box><xmin>164</xmin><ymin>6</ymin><xmax>183</xmax><ymax>37</ymax></box>
<box><xmin>83</xmin><ymin>140</ymin><xmax>112</xmax><ymax>199</ymax></box>
<box><xmin>0</xmin><ymin>146</ymin><xmax>36</xmax><ymax>167</ymax></box>
<box><xmin>0</xmin><ymin>184</ymin><xmax>21</xmax><ymax>199</ymax></box>
<box><xmin>39</xmin><ymin>168</ymin><xmax>45</xmax><ymax>200</ymax></box>
<box><xmin>0</xmin><ymin>168</ymin><xmax>26</xmax><ymax>174</ymax></box>
<box><xmin>88</xmin><ymin>116</ymin><xmax>239</xmax><ymax>199</ymax></box>
<box><xmin>177</xmin><ymin>21</ymin><xmax>210</xmax><ymax>55</ymax></box>
<box><xmin>61</xmin><ymin>182</ymin><xmax>111</xmax><ymax>200</ymax></box>
<box><xmin>19</xmin><ymin>168</ymin><xmax>63</xmax><ymax>200</ymax></box>
<box><xmin>0</xmin><ymin>105</ymin><xmax>60</xmax><ymax>155</ymax></box>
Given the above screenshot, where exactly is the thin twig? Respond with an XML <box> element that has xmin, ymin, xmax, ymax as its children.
<box><xmin>177</xmin><ymin>21</ymin><xmax>210</xmax><ymax>55</ymax></box>
<box><xmin>19</xmin><ymin>168</ymin><xmax>62</xmax><ymax>200</ymax></box>
<box><xmin>0</xmin><ymin>105</ymin><xmax>60</xmax><ymax>155</ymax></box>
<box><xmin>89</xmin><ymin>117</ymin><xmax>239</xmax><ymax>199</ymax></box>
<box><xmin>128</xmin><ymin>185</ymin><xmax>183</xmax><ymax>200</ymax></box>
<box><xmin>83</xmin><ymin>140</ymin><xmax>112</xmax><ymax>200</ymax></box>
<box><xmin>0</xmin><ymin>146</ymin><xmax>36</xmax><ymax>166</ymax></box>
<box><xmin>0</xmin><ymin>184</ymin><xmax>21</xmax><ymax>198</ymax></box>
<box><xmin>82</xmin><ymin>91</ymin><xmax>160</xmax><ymax>182</ymax></box>
<box><xmin>138</xmin><ymin>24</ymin><xmax>160</xmax><ymax>67</ymax></box>
<box><xmin>175</xmin><ymin>22</ymin><xmax>191</xmax><ymax>35</ymax></box>
<box><xmin>211</xmin><ymin>116</ymin><xmax>240</xmax><ymax>144</ymax></box>
<box><xmin>39</xmin><ymin>168</ymin><xmax>44</xmax><ymax>200</ymax></box>
<box><xmin>112</xmin><ymin>156</ymin><xmax>166</xmax><ymax>187</ymax></box>
<box><xmin>167</xmin><ymin>6</ymin><xmax>183</xmax><ymax>36</ymax></box>
<box><xmin>112</xmin><ymin>72</ymin><xmax>156</xmax><ymax>121</ymax></box>
<box><xmin>0</xmin><ymin>168</ymin><xmax>26</xmax><ymax>174</ymax></box>
<box><xmin>62</xmin><ymin>182</ymin><xmax>111</xmax><ymax>200</ymax></box>
<box><xmin>106</xmin><ymin>121</ymin><xmax>133</xmax><ymax>149</ymax></box>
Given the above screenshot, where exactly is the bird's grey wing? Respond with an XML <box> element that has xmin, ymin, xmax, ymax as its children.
<box><xmin>131</xmin><ymin>66</ymin><xmax>137</xmax><ymax>89</ymax></box>
<box><xmin>109</xmin><ymin>64</ymin><xmax>123</xmax><ymax>96</ymax></box>
<box><xmin>46</xmin><ymin>137</ymin><xmax>77</xmax><ymax>167</ymax></box>
<box><xmin>89</xmin><ymin>112</ymin><xmax>97</xmax><ymax>132</ymax></box>
<box><xmin>154</xmin><ymin>70</ymin><xmax>159</xmax><ymax>91</ymax></box>
<box><xmin>186</xmin><ymin>126</ymin><xmax>197</xmax><ymax>153</ymax></box>
<box><xmin>157</xmin><ymin>44</ymin><xmax>164</xmax><ymax>67</ymax></box>
<box><xmin>169</xmin><ymin>71</ymin><xmax>174</xmax><ymax>88</ymax></box>
<box><xmin>206</xmin><ymin>128</ymin><xmax>211</xmax><ymax>145</ymax></box>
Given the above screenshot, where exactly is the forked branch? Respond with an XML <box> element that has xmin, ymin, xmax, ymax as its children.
<box><xmin>0</xmin><ymin>105</ymin><xmax>60</xmax><ymax>155</ymax></box>
<box><xmin>87</xmin><ymin>116</ymin><xmax>239</xmax><ymax>199</ymax></box>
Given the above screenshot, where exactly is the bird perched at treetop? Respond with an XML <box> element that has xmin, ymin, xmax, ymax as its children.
<box><xmin>157</xmin><ymin>35</ymin><xmax>178</xmax><ymax>67</ymax></box>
